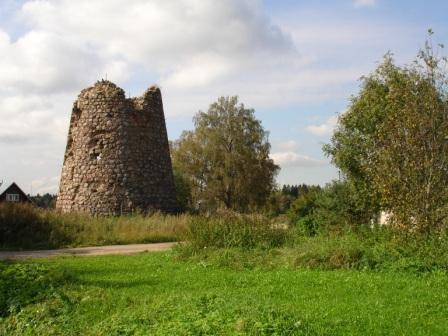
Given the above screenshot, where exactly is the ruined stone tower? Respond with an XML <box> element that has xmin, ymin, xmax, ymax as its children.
<box><xmin>56</xmin><ymin>80</ymin><xmax>178</xmax><ymax>215</ymax></box>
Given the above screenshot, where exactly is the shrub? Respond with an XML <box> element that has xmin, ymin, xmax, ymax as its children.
<box><xmin>295</xmin><ymin>216</ymin><xmax>318</xmax><ymax>237</ymax></box>
<box><xmin>288</xmin><ymin>226</ymin><xmax>448</xmax><ymax>272</ymax></box>
<box><xmin>288</xmin><ymin>190</ymin><xmax>319</xmax><ymax>220</ymax></box>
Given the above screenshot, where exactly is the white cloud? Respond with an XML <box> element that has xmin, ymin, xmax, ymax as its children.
<box><xmin>277</xmin><ymin>140</ymin><xmax>299</xmax><ymax>151</ymax></box>
<box><xmin>306</xmin><ymin>116</ymin><xmax>338</xmax><ymax>137</ymax></box>
<box><xmin>31</xmin><ymin>176</ymin><xmax>60</xmax><ymax>194</ymax></box>
<box><xmin>0</xmin><ymin>30</ymin><xmax>110</xmax><ymax>95</ymax></box>
<box><xmin>0</xmin><ymin>0</ymin><xmax>305</xmax><ymax>124</ymax></box>
<box><xmin>0</xmin><ymin>0</ymin><xmax>410</xmax><ymax>192</ymax></box>
<box><xmin>19</xmin><ymin>0</ymin><xmax>293</xmax><ymax>88</ymax></box>
<box><xmin>271</xmin><ymin>151</ymin><xmax>324</xmax><ymax>167</ymax></box>
<box><xmin>0</xmin><ymin>92</ymin><xmax>72</xmax><ymax>142</ymax></box>
<box><xmin>1</xmin><ymin>0</ymin><xmax>367</xmax><ymax>117</ymax></box>
<box><xmin>162</xmin><ymin>53</ymin><xmax>235</xmax><ymax>89</ymax></box>
<box><xmin>353</xmin><ymin>0</ymin><xmax>376</xmax><ymax>7</ymax></box>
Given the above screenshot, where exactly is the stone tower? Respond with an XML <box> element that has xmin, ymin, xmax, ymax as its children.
<box><xmin>56</xmin><ymin>80</ymin><xmax>178</xmax><ymax>215</ymax></box>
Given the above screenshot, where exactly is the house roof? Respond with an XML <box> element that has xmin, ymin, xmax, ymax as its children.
<box><xmin>0</xmin><ymin>182</ymin><xmax>32</xmax><ymax>202</ymax></box>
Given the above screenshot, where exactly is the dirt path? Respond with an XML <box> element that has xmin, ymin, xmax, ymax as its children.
<box><xmin>0</xmin><ymin>242</ymin><xmax>177</xmax><ymax>260</ymax></box>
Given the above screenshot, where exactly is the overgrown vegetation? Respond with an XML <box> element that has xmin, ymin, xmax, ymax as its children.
<box><xmin>2</xmin><ymin>199</ymin><xmax>448</xmax><ymax>276</ymax></box>
<box><xmin>0</xmin><ymin>203</ymin><xmax>189</xmax><ymax>249</ymax></box>
<box><xmin>183</xmin><ymin>211</ymin><xmax>289</xmax><ymax>250</ymax></box>
<box><xmin>178</xmin><ymin>227</ymin><xmax>448</xmax><ymax>273</ymax></box>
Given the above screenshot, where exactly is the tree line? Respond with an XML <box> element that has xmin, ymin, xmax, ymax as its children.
<box><xmin>171</xmin><ymin>32</ymin><xmax>448</xmax><ymax>235</ymax></box>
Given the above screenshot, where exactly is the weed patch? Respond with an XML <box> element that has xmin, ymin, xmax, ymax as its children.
<box><xmin>184</xmin><ymin>211</ymin><xmax>289</xmax><ymax>251</ymax></box>
<box><xmin>0</xmin><ymin>262</ymin><xmax>70</xmax><ymax>317</ymax></box>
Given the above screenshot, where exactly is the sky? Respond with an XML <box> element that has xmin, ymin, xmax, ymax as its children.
<box><xmin>1</xmin><ymin>0</ymin><xmax>447</xmax><ymax>195</ymax></box>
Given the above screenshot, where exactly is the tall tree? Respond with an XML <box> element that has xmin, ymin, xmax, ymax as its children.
<box><xmin>323</xmin><ymin>55</ymin><xmax>394</xmax><ymax>225</ymax></box>
<box><xmin>367</xmin><ymin>39</ymin><xmax>448</xmax><ymax>232</ymax></box>
<box><xmin>172</xmin><ymin>96</ymin><xmax>279</xmax><ymax>212</ymax></box>
<box><xmin>325</xmin><ymin>34</ymin><xmax>448</xmax><ymax>232</ymax></box>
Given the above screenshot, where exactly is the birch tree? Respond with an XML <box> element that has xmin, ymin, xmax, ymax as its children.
<box><xmin>172</xmin><ymin>96</ymin><xmax>279</xmax><ymax>212</ymax></box>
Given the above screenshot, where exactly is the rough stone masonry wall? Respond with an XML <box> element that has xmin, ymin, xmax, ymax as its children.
<box><xmin>56</xmin><ymin>80</ymin><xmax>178</xmax><ymax>215</ymax></box>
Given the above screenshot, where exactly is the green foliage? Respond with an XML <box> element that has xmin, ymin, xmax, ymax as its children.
<box><xmin>265</xmin><ymin>191</ymin><xmax>295</xmax><ymax>216</ymax></box>
<box><xmin>172</xmin><ymin>96</ymin><xmax>279</xmax><ymax>212</ymax></box>
<box><xmin>281</xmin><ymin>184</ymin><xmax>313</xmax><ymax>198</ymax></box>
<box><xmin>29</xmin><ymin>193</ymin><xmax>57</xmax><ymax>209</ymax></box>
<box><xmin>172</xmin><ymin>168</ymin><xmax>192</xmax><ymax>213</ymax></box>
<box><xmin>0</xmin><ymin>204</ymin><xmax>291</xmax><ymax>250</ymax></box>
<box><xmin>290</xmin><ymin>228</ymin><xmax>448</xmax><ymax>273</ymax></box>
<box><xmin>288</xmin><ymin>187</ymin><xmax>320</xmax><ymax>219</ymax></box>
<box><xmin>323</xmin><ymin>56</ymin><xmax>392</xmax><ymax>224</ymax></box>
<box><xmin>294</xmin><ymin>216</ymin><xmax>318</xmax><ymax>237</ymax></box>
<box><xmin>286</xmin><ymin>186</ymin><xmax>321</xmax><ymax>235</ymax></box>
<box><xmin>265</xmin><ymin>184</ymin><xmax>319</xmax><ymax>217</ymax></box>
<box><xmin>310</xmin><ymin>180</ymin><xmax>376</xmax><ymax>231</ymax></box>
<box><xmin>325</xmin><ymin>36</ymin><xmax>448</xmax><ymax>232</ymax></box>
<box><xmin>180</xmin><ymin>225</ymin><xmax>448</xmax><ymax>274</ymax></box>
<box><xmin>184</xmin><ymin>211</ymin><xmax>289</xmax><ymax>250</ymax></box>
<box><xmin>0</xmin><ymin>262</ymin><xmax>69</xmax><ymax>317</ymax></box>
<box><xmin>366</xmin><ymin>46</ymin><xmax>448</xmax><ymax>232</ymax></box>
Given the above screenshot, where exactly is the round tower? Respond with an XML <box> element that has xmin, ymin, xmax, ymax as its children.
<box><xmin>56</xmin><ymin>80</ymin><xmax>178</xmax><ymax>215</ymax></box>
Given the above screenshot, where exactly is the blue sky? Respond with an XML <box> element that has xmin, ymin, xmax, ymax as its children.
<box><xmin>0</xmin><ymin>0</ymin><xmax>447</xmax><ymax>194</ymax></box>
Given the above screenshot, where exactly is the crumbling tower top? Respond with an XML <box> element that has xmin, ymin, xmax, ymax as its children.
<box><xmin>56</xmin><ymin>80</ymin><xmax>178</xmax><ymax>215</ymax></box>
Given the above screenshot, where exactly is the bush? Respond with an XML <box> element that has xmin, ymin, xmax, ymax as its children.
<box><xmin>295</xmin><ymin>216</ymin><xmax>318</xmax><ymax>237</ymax></box>
<box><xmin>290</xmin><ymin>227</ymin><xmax>448</xmax><ymax>272</ymax></box>
<box><xmin>173</xmin><ymin>169</ymin><xmax>192</xmax><ymax>212</ymax></box>
<box><xmin>292</xmin><ymin>180</ymin><xmax>381</xmax><ymax>235</ymax></box>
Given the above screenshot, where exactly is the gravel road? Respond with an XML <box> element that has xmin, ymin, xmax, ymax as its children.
<box><xmin>0</xmin><ymin>242</ymin><xmax>177</xmax><ymax>260</ymax></box>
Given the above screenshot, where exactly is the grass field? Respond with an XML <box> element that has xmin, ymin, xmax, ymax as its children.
<box><xmin>1</xmin><ymin>251</ymin><xmax>448</xmax><ymax>335</ymax></box>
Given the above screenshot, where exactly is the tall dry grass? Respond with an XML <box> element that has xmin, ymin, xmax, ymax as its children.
<box><xmin>0</xmin><ymin>204</ymin><xmax>288</xmax><ymax>250</ymax></box>
<box><xmin>0</xmin><ymin>203</ymin><xmax>190</xmax><ymax>249</ymax></box>
<box><xmin>47</xmin><ymin>211</ymin><xmax>191</xmax><ymax>246</ymax></box>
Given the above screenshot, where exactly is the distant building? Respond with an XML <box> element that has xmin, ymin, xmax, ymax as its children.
<box><xmin>0</xmin><ymin>182</ymin><xmax>32</xmax><ymax>204</ymax></box>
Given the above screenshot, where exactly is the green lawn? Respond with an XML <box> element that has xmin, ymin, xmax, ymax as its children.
<box><xmin>2</xmin><ymin>251</ymin><xmax>448</xmax><ymax>335</ymax></box>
